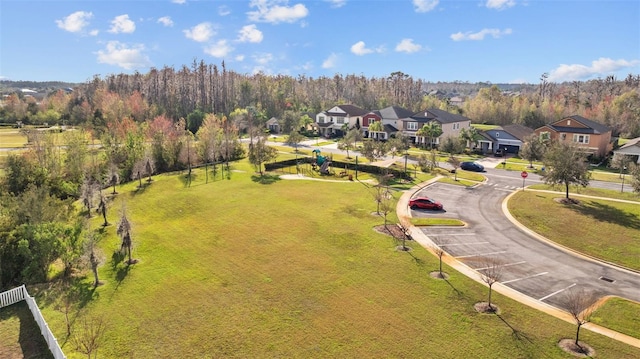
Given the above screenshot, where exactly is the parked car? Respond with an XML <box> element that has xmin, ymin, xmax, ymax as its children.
<box><xmin>460</xmin><ymin>161</ymin><xmax>485</xmax><ymax>172</ymax></box>
<box><xmin>409</xmin><ymin>197</ymin><xmax>443</xmax><ymax>210</ymax></box>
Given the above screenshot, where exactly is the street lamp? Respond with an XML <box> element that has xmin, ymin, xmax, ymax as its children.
<box><xmin>621</xmin><ymin>165</ymin><xmax>627</xmax><ymax>193</ymax></box>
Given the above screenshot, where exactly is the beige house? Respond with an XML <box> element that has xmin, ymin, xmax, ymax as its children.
<box><xmin>534</xmin><ymin>115</ymin><xmax>612</xmax><ymax>158</ymax></box>
<box><xmin>400</xmin><ymin>108</ymin><xmax>472</xmax><ymax>146</ymax></box>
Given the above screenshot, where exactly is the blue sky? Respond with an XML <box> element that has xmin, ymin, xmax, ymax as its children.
<box><xmin>1</xmin><ymin>0</ymin><xmax>638</xmax><ymax>84</ymax></box>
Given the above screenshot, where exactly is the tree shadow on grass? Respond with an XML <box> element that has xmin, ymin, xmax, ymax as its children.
<box><xmin>178</xmin><ymin>172</ymin><xmax>198</xmax><ymax>188</ymax></box>
<box><xmin>251</xmin><ymin>173</ymin><xmax>281</xmax><ymax>184</ymax></box>
<box><xmin>16</xmin><ymin>302</ymin><xmax>53</xmax><ymax>359</ymax></box>
<box><xmin>568</xmin><ymin>200</ymin><xmax>640</xmax><ymax>230</ymax></box>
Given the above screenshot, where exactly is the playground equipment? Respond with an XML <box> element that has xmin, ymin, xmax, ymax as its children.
<box><xmin>312</xmin><ymin>149</ymin><xmax>332</xmax><ymax>175</ymax></box>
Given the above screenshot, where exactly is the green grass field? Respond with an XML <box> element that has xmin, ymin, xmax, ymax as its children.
<box><xmin>509</xmin><ymin>190</ymin><xmax>640</xmax><ymax>271</ymax></box>
<box><xmin>592</xmin><ymin>297</ymin><xmax>640</xmax><ymax>339</ymax></box>
<box><xmin>27</xmin><ymin>160</ymin><xmax>640</xmax><ymax>358</ymax></box>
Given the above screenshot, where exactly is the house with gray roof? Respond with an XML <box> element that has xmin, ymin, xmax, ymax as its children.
<box><xmin>614</xmin><ymin>137</ymin><xmax>640</xmax><ymax>164</ymax></box>
<box><xmin>314</xmin><ymin>104</ymin><xmax>367</xmax><ymax>138</ymax></box>
<box><xmin>477</xmin><ymin>124</ymin><xmax>534</xmax><ymax>155</ymax></box>
<box><xmin>400</xmin><ymin>108</ymin><xmax>472</xmax><ymax>146</ymax></box>
<box><xmin>534</xmin><ymin>115</ymin><xmax>612</xmax><ymax>158</ymax></box>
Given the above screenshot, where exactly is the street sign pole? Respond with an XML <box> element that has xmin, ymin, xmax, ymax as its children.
<box><xmin>521</xmin><ymin>171</ymin><xmax>528</xmax><ymax>190</ymax></box>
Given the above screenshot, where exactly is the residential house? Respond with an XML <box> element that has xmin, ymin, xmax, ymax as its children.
<box><xmin>613</xmin><ymin>137</ymin><xmax>640</xmax><ymax>164</ymax></box>
<box><xmin>401</xmin><ymin>108</ymin><xmax>472</xmax><ymax>146</ymax></box>
<box><xmin>365</xmin><ymin>106</ymin><xmax>413</xmax><ymax>140</ymax></box>
<box><xmin>266</xmin><ymin>117</ymin><xmax>280</xmax><ymax>134</ymax></box>
<box><xmin>361</xmin><ymin>110</ymin><xmax>382</xmax><ymax>138</ymax></box>
<box><xmin>534</xmin><ymin>115</ymin><xmax>612</xmax><ymax>158</ymax></box>
<box><xmin>477</xmin><ymin>124</ymin><xmax>534</xmax><ymax>155</ymax></box>
<box><xmin>314</xmin><ymin>104</ymin><xmax>367</xmax><ymax>138</ymax></box>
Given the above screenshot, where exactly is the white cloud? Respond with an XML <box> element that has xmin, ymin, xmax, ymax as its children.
<box><xmin>486</xmin><ymin>0</ymin><xmax>515</xmax><ymax>10</ymax></box>
<box><xmin>238</xmin><ymin>24</ymin><xmax>263</xmax><ymax>43</ymax></box>
<box><xmin>109</xmin><ymin>14</ymin><xmax>136</xmax><ymax>34</ymax></box>
<box><xmin>351</xmin><ymin>41</ymin><xmax>373</xmax><ymax>56</ymax></box>
<box><xmin>548</xmin><ymin>58</ymin><xmax>640</xmax><ymax>82</ymax></box>
<box><xmin>450</xmin><ymin>28</ymin><xmax>512</xmax><ymax>41</ymax></box>
<box><xmin>235</xmin><ymin>54</ymin><xmax>245</xmax><ymax>61</ymax></box>
<box><xmin>157</xmin><ymin>16</ymin><xmax>174</xmax><ymax>27</ymax></box>
<box><xmin>413</xmin><ymin>0</ymin><xmax>438</xmax><ymax>13</ymax></box>
<box><xmin>219</xmin><ymin>5</ymin><xmax>231</xmax><ymax>16</ymax></box>
<box><xmin>89</xmin><ymin>29</ymin><xmax>99</xmax><ymax>36</ymax></box>
<box><xmin>253</xmin><ymin>53</ymin><xmax>274</xmax><ymax>65</ymax></box>
<box><xmin>322</xmin><ymin>53</ymin><xmax>338</xmax><ymax>69</ymax></box>
<box><xmin>184</xmin><ymin>22</ymin><xmax>214</xmax><ymax>42</ymax></box>
<box><xmin>55</xmin><ymin>11</ymin><xmax>93</xmax><ymax>33</ymax></box>
<box><xmin>204</xmin><ymin>40</ymin><xmax>233</xmax><ymax>58</ymax></box>
<box><xmin>327</xmin><ymin>0</ymin><xmax>347</xmax><ymax>8</ymax></box>
<box><xmin>395</xmin><ymin>39</ymin><xmax>422</xmax><ymax>53</ymax></box>
<box><xmin>172</xmin><ymin>0</ymin><xmax>186</xmax><ymax>4</ymax></box>
<box><xmin>96</xmin><ymin>41</ymin><xmax>152</xmax><ymax>70</ymax></box>
<box><xmin>248</xmin><ymin>0</ymin><xmax>309</xmax><ymax>24</ymax></box>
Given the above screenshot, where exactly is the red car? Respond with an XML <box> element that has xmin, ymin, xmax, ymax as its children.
<box><xmin>409</xmin><ymin>197</ymin><xmax>443</xmax><ymax>210</ymax></box>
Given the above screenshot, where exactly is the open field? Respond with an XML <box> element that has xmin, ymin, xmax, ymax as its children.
<box><xmin>0</xmin><ymin>302</ymin><xmax>53</xmax><ymax>359</ymax></box>
<box><xmin>27</xmin><ymin>161</ymin><xmax>640</xmax><ymax>358</ymax></box>
<box><xmin>509</xmin><ymin>190</ymin><xmax>640</xmax><ymax>271</ymax></box>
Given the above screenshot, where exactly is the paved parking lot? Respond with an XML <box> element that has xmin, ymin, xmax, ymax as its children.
<box><xmin>410</xmin><ymin>181</ymin><xmax>640</xmax><ymax>310</ymax></box>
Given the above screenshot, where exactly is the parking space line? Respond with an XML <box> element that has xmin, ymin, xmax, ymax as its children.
<box><xmin>441</xmin><ymin>242</ymin><xmax>489</xmax><ymax>246</ymax></box>
<box><xmin>475</xmin><ymin>261</ymin><xmax>526</xmax><ymax>271</ymax></box>
<box><xmin>539</xmin><ymin>283</ymin><xmax>576</xmax><ymax>301</ymax></box>
<box><xmin>455</xmin><ymin>251</ymin><xmax>507</xmax><ymax>259</ymax></box>
<box><xmin>502</xmin><ymin>271</ymin><xmax>547</xmax><ymax>284</ymax></box>
<box><xmin>428</xmin><ymin>233</ymin><xmax>477</xmax><ymax>236</ymax></box>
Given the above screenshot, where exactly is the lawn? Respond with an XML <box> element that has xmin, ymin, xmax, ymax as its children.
<box><xmin>508</xmin><ymin>190</ymin><xmax>640</xmax><ymax>271</ymax></box>
<box><xmin>0</xmin><ymin>302</ymin><xmax>53</xmax><ymax>359</ymax></box>
<box><xmin>0</xmin><ymin>131</ymin><xmax>28</xmax><ymax>148</ymax></box>
<box><xmin>592</xmin><ymin>297</ymin><xmax>640</xmax><ymax>339</ymax></box>
<box><xmin>28</xmin><ymin>161</ymin><xmax>640</xmax><ymax>358</ymax></box>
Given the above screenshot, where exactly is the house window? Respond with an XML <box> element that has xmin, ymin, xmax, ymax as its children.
<box><xmin>318</xmin><ymin>116</ymin><xmax>325</xmax><ymax>123</ymax></box>
<box><xmin>540</xmin><ymin>131</ymin><xmax>550</xmax><ymax>141</ymax></box>
<box><xmin>407</xmin><ymin>122</ymin><xmax>418</xmax><ymax>131</ymax></box>
<box><xmin>336</xmin><ymin>117</ymin><xmax>345</xmax><ymax>124</ymax></box>
<box><xmin>573</xmin><ymin>134</ymin><xmax>590</xmax><ymax>144</ymax></box>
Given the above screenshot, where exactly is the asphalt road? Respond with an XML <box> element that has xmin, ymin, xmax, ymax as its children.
<box><xmin>410</xmin><ymin>173</ymin><xmax>640</xmax><ymax>310</ymax></box>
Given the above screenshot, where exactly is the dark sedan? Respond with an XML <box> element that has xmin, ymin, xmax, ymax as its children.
<box><xmin>460</xmin><ymin>161</ymin><xmax>485</xmax><ymax>172</ymax></box>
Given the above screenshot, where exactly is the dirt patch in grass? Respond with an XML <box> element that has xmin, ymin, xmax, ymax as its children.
<box><xmin>374</xmin><ymin>224</ymin><xmax>406</xmax><ymax>239</ymax></box>
<box><xmin>558</xmin><ymin>339</ymin><xmax>596</xmax><ymax>357</ymax></box>
<box><xmin>429</xmin><ymin>271</ymin><xmax>450</xmax><ymax>280</ymax></box>
<box><xmin>554</xmin><ymin>197</ymin><xmax>581</xmax><ymax>205</ymax></box>
<box><xmin>474</xmin><ymin>302</ymin><xmax>501</xmax><ymax>314</ymax></box>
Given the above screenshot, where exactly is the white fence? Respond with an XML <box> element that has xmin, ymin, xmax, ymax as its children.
<box><xmin>0</xmin><ymin>285</ymin><xmax>66</xmax><ymax>359</ymax></box>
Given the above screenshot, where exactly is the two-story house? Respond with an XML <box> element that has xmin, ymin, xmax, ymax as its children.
<box><xmin>401</xmin><ymin>108</ymin><xmax>472</xmax><ymax>146</ymax></box>
<box><xmin>534</xmin><ymin>115</ymin><xmax>612</xmax><ymax>158</ymax></box>
<box><xmin>315</xmin><ymin>104</ymin><xmax>368</xmax><ymax>138</ymax></box>
<box><xmin>363</xmin><ymin>106</ymin><xmax>414</xmax><ymax>140</ymax></box>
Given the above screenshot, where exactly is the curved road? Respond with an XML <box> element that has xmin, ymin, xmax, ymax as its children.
<box><xmin>410</xmin><ymin>170</ymin><xmax>640</xmax><ymax>311</ymax></box>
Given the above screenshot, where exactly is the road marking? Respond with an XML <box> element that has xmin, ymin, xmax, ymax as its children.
<box><xmin>455</xmin><ymin>251</ymin><xmax>507</xmax><ymax>259</ymax></box>
<box><xmin>494</xmin><ymin>188</ymin><xmax>515</xmax><ymax>192</ymax></box>
<box><xmin>428</xmin><ymin>233</ymin><xmax>477</xmax><ymax>236</ymax></box>
<box><xmin>475</xmin><ymin>261</ymin><xmax>527</xmax><ymax>271</ymax></box>
<box><xmin>440</xmin><ymin>242</ymin><xmax>490</xmax><ymax>246</ymax></box>
<box><xmin>502</xmin><ymin>271</ymin><xmax>548</xmax><ymax>284</ymax></box>
<box><xmin>539</xmin><ymin>283</ymin><xmax>576</xmax><ymax>301</ymax></box>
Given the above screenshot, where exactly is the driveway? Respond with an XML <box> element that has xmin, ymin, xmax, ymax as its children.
<box><xmin>409</xmin><ymin>177</ymin><xmax>640</xmax><ymax>311</ymax></box>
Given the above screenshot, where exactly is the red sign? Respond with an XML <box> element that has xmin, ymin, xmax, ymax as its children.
<box><xmin>521</xmin><ymin>171</ymin><xmax>528</xmax><ymax>178</ymax></box>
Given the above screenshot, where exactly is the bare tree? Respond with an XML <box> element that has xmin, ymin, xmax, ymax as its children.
<box><xmin>72</xmin><ymin>316</ymin><xmax>107</xmax><ymax>359</ymax></box>
<box><xmin>433</xmin><ymin>238</ymin><xmax>448</xmax><ymax>278</ymax></box>
<box><xmin>447</xmin><ymin>156</ymin><xmax>461</xmax><ymax>181</ymax></box>
<box><xmin>395</xmin><ymin>222</ymin><xmax>412</xmax><ymax>252</ymax></box>
<box><xmin>83</xmin><ymin>231</ymin><xmax>105</xmax><ymax>288</ymax></box>
<box><xmin>96</xmin><ymin>192</ymin><xmax>108</xmax><ymax>227</ymax></box>
<box><xmin>563</xmin><ymin>288</ymin><xmax>596</xmax><ymax>348</ymax></box>
<box><xmin>80</xmin><ymin>178</ymin><xmax>100</xmax><ymax>218</ymax></box>
<box><xmin>476</xmin><ymin>257</ymin><xmax>504</xmax><ymax>312</ymax></box>
<box><xmin>107</xmin><ymin>164</ymin><xmax>120</xmax><ymax>195</ymax></box>
<box><xmin>116</xmin><ymin>206</ymin><xmax>134</xmax><ymax>265</ymax></box>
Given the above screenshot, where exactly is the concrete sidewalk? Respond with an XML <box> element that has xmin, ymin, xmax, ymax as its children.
<box><xmin>396</xmin><ymin>179</ymin><xmax>640</xmax><ymax>349</ymax></box>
